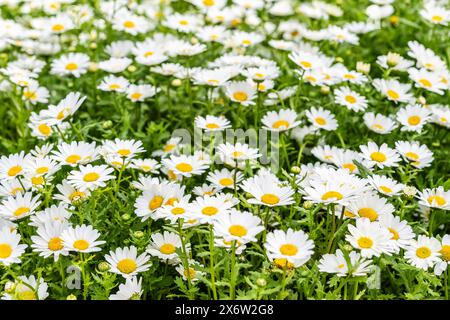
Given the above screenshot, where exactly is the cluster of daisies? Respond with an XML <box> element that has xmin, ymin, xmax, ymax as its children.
<box><xmin>0</xmin><ymin>0</ymin><xmax>449</xmax><ymax>300</ymax></box>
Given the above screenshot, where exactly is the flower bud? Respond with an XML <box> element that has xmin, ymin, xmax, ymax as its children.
<box><xmin>121</xmin><ymin>213</ymin><xmax>131</xmax><ymax>221</ymax></box>
<box><xmin>256</xmin><ymin>278</ymin><xmax>267</xmax><ymax>287</ymax></box>
<box><xmin>403</xmin><ymin>186</ymin><xmax>417</xmax><ymax>197</ymax></box>
<box><xmin>171</xmin><ymin>79</ymin><xmax>182</xmax><ymax>87</ymax></box>
<box><xmin>102</xmin><ymin>120</ymin><xmax>113</xmax><ymax>129</ymax></box>
<box><xmin>4</xmin><ymin>281</ymin><xmax>15</xmax><ymax>293</ymax></box>
<box><xmin>127</xmin><ymin>65</ymin><xmax>137</xmax><ymax>73</ymax></box>
<box><xmin>190</xmin><ymin>37</ymin><xmax>199</xmax><ymax>45</ymax></box>
<box><xmin>66</xmin><ymin>294</ymin><xmax>77</xmax><ymax>300</ymax></box>
<box><xmin>88</xmin><ymin>62</ymin><xmax>98</xmax><ymax>72</ymax></box>
<box><xmin>290</xmin><ymin>166</ymin><xmax>301</xmax><ymax>174</ymax></box>
<box><xmin>133</xmin><ymin>231</ymin><xmax>144</xmax><ymax>239</ymax></box>
<box><xmin>356</xmin><ymin>62</ymin><xmax>370</xmax><ymax>74</ymax></box>
<box><xmin>89</xmin><ymin>43</ymin><xmax>97</xmax><ymax>50</ymax></box>
<box><xmin>386</xmin><ymin>52</ymin><xmax>401</xmax><ymax>67</ymax></box>
<box><xmin>303</xmin><ymin>200</ymin><xmax>314</xmax><ymax>209</ymax></box>
<box><xmin>98</xmin><ymin>261</ymin><xmax>110</xmax><ymax>272</ymax></box>
<box><xmin>390</xmin><ymin>15</ymin><xmax>399</xmax><ymax>26</ymax></box>
<box><xmin>320</xmin><ymin>85</ymin><xmax>330</xmax><ymax>95</ymax></box>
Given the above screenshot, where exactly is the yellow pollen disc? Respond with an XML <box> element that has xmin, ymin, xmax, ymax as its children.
<box><xmin>8</xmin><ymin>166</ymin><xmax>22</xmax><ymax>177</ymax></box>
<box><xmin>407</xmin><ymin>115</ymin><xmax>421</xmax><ymax>126</ymax></box>
<box><xmin>300</xmin><ymin>61</ymin><xmax>312</xmax><ymax>68</ymax></box>
<box><xmin>117</xmin><ymin>258</ymin><xmax>137</xmax><ymax>274</ymax></box>
<box><xmin>165</xmin><ymin>197</ymin><xmax>178</xmax><ymax>206</ymax></box>
<box><xmin>261</xmin><ymin>193</ymin><xmax>280</xmax><ymax>205</ymax></box>
<box><xmin>306</xmin><ymin>75</ymin><xmax>317</xmax><ymax>82</ymax></box>
<box><xmin>52</xmin><ymin>24</ymin><xmax>64</xmax><ymax>32</ymax></box>
<box><xmin>274</xmin><ymin>258</ymin><xmax>295</xmax><ymax>269</ymax></box>
<box><xmin>206</xmin><ymin>123</ymin><xmax>220</xmax><ymax>129</ymax></box>
<box><xmin>405</xmin><ymin>152</ymin><xmax>419</xmax><ymax>161</ymax></box>
<box><xmin>440</xmin><ymin>117</ymin><xmax>448</xmax><ymax>123</ymax></box>
<box><xmin>160</xmin><ymin>243</ymin><xmax>176</xmax><ymax>254</ymax></box>
<box><xmin>370</xmin><ymin>152</ymin><xmax>386</xmax><ymax>163</ymax></box>
<box><xmin>17</xmin><ymin>291</ymin><xmax>36</xmax><ymax>300</ymax></box>
<box><xmin>69</xmin><ymin>191</ymin><xmax>85</xmax><ymax>202</ymax></box>
<box><xmin>280</xmin><ymin>244</ymin><xmax>298</xmax><ymax>256</ymax></box>
<box><xmin>416</xmin><ymin>246</ymin><xmax>431</xmax><ymax>259</ymax></box>
<box><xmin>36</xmin><ymin>167</ymin><xmax>48</xmax><ymax>174</ymax></box>
<box><xmin>171</xmin><ymin>207</ymin><xmax>185</xmax><ymax>215</ymax></box>
<box><xmin>0</xmin><ymin>243</ymin><xmax>12</xmax><ymax>258</ymax></box>
<box><xmin>343</xmin><ymin>163</ymin><xmax>356</xmax><ymax>172</ymax></box>
<box><xmin>56</xmin><ymin>111</ymin><xmax>65</xmax><ymax>120</ymax></box>
<box><xmin>149</xmin><ymin>196</ymin><xmax>164</xmax><ymax>210</ymax></box>
<box><xmin>48</xmin><ymin>237</ymin><xmax>63</xmax><ymax>251</ymax></box>
<box><xmin>207</xmin><ymin>79</ymin><xmax>219</xmax><ymax>85</ymax></box>
<box><xmin>230</xmin><ymin>18</ymin><xmax>240</xmax><ymax>26</ymax></box>
<box><xmin>242</xmin><ymin>39</ymin><xmax>252</xmax><ymax>45</ymax></box>
<box><xmin>321</xmin><ymin>191</ymin><xmax>343</xmax><ymax>201</ymax></box>
<box><xmin>14</xmin><ymin>207</ymin><xmax>30</xmax><ymax>217</ymax></box>
<box><xmin>73</xmin><ymin>239</ymin><xmax>89</xmax><ymax>251</ymax></box>
<box><xmin>117</xmin><ymin>149</ymin><xmax>131</xmax><ymax>156</ymax></box>
<box><xmin>338</xmin><ymin>263</ymin><xmax>345</xmax><ymax>269</ymax></box>
<box><xmin>255</xmin><ymin>73</ymin><xmax>264</xmax><ymax>78</ymax></box>
<box><xmin>345</xmin><ymin>95</ymin><xmax>357</xmax><ymax>104</ymax></box>
<box><xmin>65</xmin><ymin>63</ymin><xmax>78</xmax><ymax>71</ymax></box>
<box><xmin>272</xmin><ymin>120</ymin><xmax>290</xmax><ymax>129</ymax></box>
<box><xmin>358</xmin><ymin>208</ymin><xmax>378</xmax><ymax>221</ymax></box>
<box><xmin>11</xmin><ymin>187</ymin><xmax>23</xmax><ymax>196</ymax></box>
<box><xmin>418</xmin><ymin>78</ymin><xmax>432</xmax><ymax>88</ymax></box>
<box><xmin>163</xmin><ymin>144</ymin><xmax>176</xmax><ymax>152</ymax></box>
<box><xmin>228</xmin><ymin>225</ymin><xmax>247</xmax><ymax>237</ymax></box>
<box><xmin>388</xmin><ymin>228</ymin><xmax>399</xmax><ymax>240</ymax></box>
<box><xmin>357</xmin><ymin>237</ymin><xmax>373</xmax><ymax>249</ymax></box>
<box><xmin>387</xmin><ymin>89</ymin><xmax>399</xmax><ymax>100</ymax></box>
<box><xmin>144</xmin><ymin>51</ymin><xmax>154</xmax><ymax>57</ymax></box>
<box><xmin>232</xmin><ymin>151</ymin><xmax>244</xmax><ymax>158</ymax></box>
<box><xmin>427</xmin><ymin>195</ymin><xmax>446</xmax><ymax>206</ymax></box>
<box><xmin>372</xmin><ymin>124</ymin><xmax>384</xmax><ymax>130</ymax></box>
<box><xmin>83</xmin><ymin>172</ymin><xmax>100</xmax><ymax>182</ymax></box>
<box><xmin>131</xmin><ymin>92</ymin><xmax>142</xmax><ymax>100</ymax></box>
<box><xmin>66</xmin><ymin>154</ymin><xmax>81</xmax><ymax>164</ymax></box>
<box><xmin>203</xmin><ymin>0</ymin><xmax>215</xmax><ymax>6</ymax></box>
<box><xmin>315</xmin><ymin>117</ymin><xmax>326</xmax><ymax>125</ymax></box>
<box><xmin>31</xmin><ymin>176</ymin><xmax>44</xmax><ymax>185</ymax></box>
<box><xmin>167</xmin><ymin>170</ymin><xmax>177</xmax><ymax>181</ymax></box>
<box><xmin>23</xmin><ymin>91</ymin><xmax>37</xmax><ymax>100</ymax></box>
<box><xmin>439</xmin><ymin>245</ymin><xmax>450</xmax><ymax>261</ymax></box>
<box><xmin>175</xmin><ymin>162</ymin><xmax>193</xmax><ymax>173</ymax></box>
<box><xmin>201</xmin><ymin>206</ymin><xmax>218</xmax><ymax>216</ymax></box>
<box><xmin>109</xmin><ymin>84</ymin><xmax>121</xmax><ymax>90</ymax></box>
<box><xmin>344</xmin><ymin>210</ymin><xmax>355</xmax><ymax>218</ymax></box>
<box><xmin>38</xmin><ymin>124</ymin><xmax>51</xmax><ymax>136</ymax></box>
<box><xmin>233</xmin><ymin>91</ymin><xmax>248</xmax><ymax>102</ymax></box>
<box><xmin>179</xmin><ymin>20</ymin><xmax>189</xmax><ymax>25</ymax></box>
<box><xmin>219</xmin><ymin>178</ymin><xmax>233</xmax><ymax>186</ymax></box>
<box><xmin>432</xmin><ymin>15</ymin><xmax>443</xmax><ymax>22</ymax></box>
<box><xmin>140</xmin><ymin>165</ymin><xmax>152</xmax><ymax>171</ymax></box>
<box><xmin>344</xmin><ymin>74</ymin><xmax>355</xmax><ymax>79</ymax></box>
<box><xmin>379</xmin><ymin>185</ymin><xmax>393</xmax><ymax>194</ymax></box>
<box><xmin>123</xmin><ymin>20</ymin><xmax>135</xmax><ymax>28</ymax></box>
<box><xmin>184</xmin><ymin>268</ymin><xmax>196</xmax><ymax>279</ymax></box>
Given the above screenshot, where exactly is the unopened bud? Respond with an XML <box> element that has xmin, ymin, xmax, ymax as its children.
<box><xmin>290</xmin><ymin>166</ymin><xmax>301</xmax><ymax>174</ymax></box>
<box><xmin>121</xmin><ymin>213</ymin><xmax>131</xmax><ymax>221</ymax></box>
<box><xmin>403</xmin><ymin>186</ymin><xmax>417</xmax><ymax>197</ymax></box>
<box><xmin>386</xmin><ymin>52</ymin><xmax>401</xmax><ymax>67</ymax></box>
<box><xmin>256</xmin><ymin>278</ymin><xmax>267</xmax><ymax>287</ymax></box>
<box><xmin>102</xmin><ymin>120</ymin><xmax>113</xmax><ymax>129</ymax></box>
<box><xmin>356</xmin><ymin>61</ymin><xmax>370</xmax><ymax>74</ymax></box>
<box><xmin>98</xmin><ymin>261</ymin><xmax>110</xmax><ymax>272</ymax></box>
<box><xmin>171</xmin><ymin>79</ymin><xmax>182</xmax><ymax>87</ymax></box>
<box><xmin>320</xmin><ymin>85</ymin><xmax>330</xmax><ymax>94</ymax></box>
<box><xmin>133</xmin><ymin>231</ymin><xmax>144</xmax><ymax>239</ymax></box>
<box><xmin>127</xmin><ymin>65</ymin><xmax>137</xmax><ymax>73</ymax></box>
<box><xmin>190</xmin><ymin>37</ymin><xmax>199</xmax><ymax>45</ymax></box>
<box><xmin>88</xmin><ymin>62</ymin><xmax>98</xmax><ymax>72</ymax></box>
<box><xmin>390</xmin><ymin>15</ymin><xmax>399</xmax><ymax>26</ymax></box>
<box><xmin>89</xmin><ymin>43</ymin><xmax>97</xmax><ymax>50</ymax></box>
<box><xmin>335</xmin><ymin>57</ymin><xmax>344</xmax><ymax>63</ymax></box>
<box><xmin>303</xmin><ymin>200</ymin><xmax>314</xmax><ymax>209</ymax></box>
<box><xmin>66</xmin><ymin>294</ymin><xmax>77</xmax><ymax>300</ymax></box>
<box><xmin>4</xmin><ymin>281</ymin><xmax>15</xmax><ymax>293</ymax></box>
<box><xmin>417</xmin><ymin>96</ymin><xmax>426</xmax><ymax>105</ymax></box>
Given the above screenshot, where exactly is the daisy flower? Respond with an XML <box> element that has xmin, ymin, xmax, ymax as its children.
<box><xmin>225</xmin><ymin>81</ymin><xmax>257</xmax><ymax>106</ymax></box>
<box><xmin>189</xmin><ymin>195</ymin><xmax>235</xmax><ymax>224</ymax></box>
<box><xmin>50</xmin><ymin>53</ymin><xmax>90</xmax><ymax>78</ymax></box>
<box><xmin>359</xmin><ymin>141</ymin><xmax>401</xmax><ymax>169</ymax></box>
<box><xmin>216</xmin><ymin>142</ymin><xmax>261</xmax><ymax>167</ymax></box>
<box><xmin>130</xmin><ymin>158</ymin><xmax>160</xmax><ymax>174</ymax></box>
<box><xmin>146</xmin><ymin>231</ymin><xmax>185</xmax><ymax>264</ymax></box>
<box><xmin>61</xmin><ymin>224</ymin><xmax>105</xmax><ymax>253</ymax></box>
<box><xmin>213</xmin><ymin>209</ymin><xmax>264</xmax><ymax>244</ymax></box>
<box><xmin>334</xmin><ymin>87</ymin><xmax>368</xmax><ymax>112</ymax></box>
<box><xmin>175</xmin><ymin>260</ymin><xmax>206</xmax><ymax>282</ymax></box>
<box><xmin>0</xmin><ymin>192</ymin><xmax>41</xmax><ymax>221</ymax></box>
<box><xmin>2</xmin><ymin>275</ymin><xmax>48</xmax><ymax>300</ymax></box>
<box><xmin>207</xmin><ymin>168</ymin><xmax>243</xmax><ymax>190</ymax></box>
<box><xmin>404</xmin><ymin>235</ymin><xmax>441</xmax><ymax>270</ymax></box>
<box><xmin>346</xmin><ymin>218</ymin><xmax>395</xmax><ymax>258</ymax></box>
<box><xmin>29</xmin><ymin>203</ymin><xmax>72</xmax><ymax>228</ymax></box>
<box><xmin>31</xmin><ymin>221</ymin><xmax>69</xmax><ymax>261</ymax></box>
<box><xmin>155</xmin><ymin>195</ymin><xmax>192</xmax><ymax>223</ymax></box>
<box><xmin>0</xmin><ymin>151</ymin><xmax>30</xmax><ymax>180</ymax></box>
<box><xmin>98</xmin><ymin>75</ymin><xmax>130</xmax><ymax>93</ymax></box>
<box><xmin>241</xmin><ymin>174</ymin><xmax>294</xmax><ymax>207</ymax></box>
<box><xmin>105</xmin><ymin>246</ymin><xmax>150</xmax><ymax>278</ymax></box>
<box><xmin>126</xmin><ymin>84</ymin><xmax>159</xmax><ymax>102</ymax></box>
<box><xmin>407</xmin><ymin>41</ymin><xmax>447</xmax><ymax>72</ymax></box>
<box><xmin>372</xmin><ymin>78</ymin><xmax>413</xmax><ymax>104</ymax></box>
<box><xmin>417</xmin><ymin>186</ymin><xmax>450</xmax><ymax>210</ymax></box>
<box><xmin>261</xmin><ymin>109</ymin><xmax>301</xmax><ymax>132</ymax></box>
<box><xmin>367</xmin><ymin>174</ymin><xmax>404</xmax><ymax>197</ymax></box>
<box><xmin>434</xmin><ymin>235</ymin><xmax>450</xmax><ymax>276</ymax></box>
<box><xmin>162</xmin><ymin>154</ymin><xmax>210</xmax><ymax>178</ymax></box>
<box><xmin>195</xmin><ymin>115</ymin><xmax>231</xmax><ymax>132</ymax></box>
<box><xmin>363</xmin><ymin>112</ymin><xmax>397</xmax><ymax>134</ymax></box>
<box><xmin>67</xmin><ymin>164</ymin><xmax>115</xmax><ymax>191</ymax></box>
<box><xmin>395</xmin><ymin>140</ymin><xmax>434</xmax><ymax>169</ymax></box>
<box><xmin>265</xmin><ymin>228</ymin><xmax>315</xmax><ymax>269</ymax></box>
<box><xmin>408</xmin><ymin>68</ymin><xmax>447</xmax><ymax>95</ymax></box>
<box><xmin>305</xmin><ymin>107</ymin><xmax>338</xmax><ymax>131</ymax></box>
<box><xmin>346</xmin><ymin>193</ymin><xmax>395</xmax><ymax>222</ymax></box>
<box><xmin>0</xmin><ymin>227</ymin><xmax>27</xmax><ymax>266</ymax></box>
<box><xmin>376</xmin><ymin>52</ymin><xmax>413</xmax><ymax>71</ymax></box>
<box><xmin>378</xmin><ymin>213</ymin><xmax>415</xmax><ymax>252</ymax></box>
<box><xmin>98</xmin><ymin>57</ymin><xmax>132</xmax><ymax>74</ymax></box>
<box><xmin>41</xmin><ymin>91</ymin><xmax>87</xmax><ymax>123</ymax></box>
<box><xmin>113</xmin><ymin>11</ymin><xmax>152</xmax><ymax>35</ymax></box>
<box><xmin>318</xmin><ymin>249</ymin><xmax>372</xmax><ymax>277</ymax></box>
<box><xmin>53</xmin><ymin>180</ymin><xmax>91</xmax><ymax>205</ymax></box>
<box><xmin>51</xmin><ymin>141</ymin><xmax>98</xmax><ymax>167</ymax></box>
<box><xmin>109</xmin><ymin>277</ymin><xmax>143</xmax><ymax>300</ymax></box>
<box><xmin>101</xmin><ymin>138</ymin><xmax>145</xmax><ymax>160</ymax></box>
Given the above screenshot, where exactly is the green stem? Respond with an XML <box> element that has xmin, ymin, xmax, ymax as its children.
<box><xmin>208</xmin><ymin>224</ymin><xmax>218</xmax><ymax>300</ymax></box>
<box><xmin>178</xmin><ymin>220</ymin><xmax>194</xmax><ymax>299</ymax></box>
<box><xmin>230</xmin><ymin>240</ymin><xmax>237</xmax><ymax>299</ymax></box>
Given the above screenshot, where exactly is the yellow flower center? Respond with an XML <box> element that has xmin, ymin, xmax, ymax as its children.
<box><xmin>432</xmin><ymin>15</ymin><xmax>443</xmax><ymax>22</ymax></box>
<box><xmin>117</xmin><ymin>149</ymin><xmax>131</xmax><ymax>156</ymax></box>
<box><xmin>36</xmin><ymin>167</ymin><xmax>48</xmax><ymax>174</ymax></box>
<box><xmin>345</xmin><ymin>95</ymin><xmax>356</xmax><ymax>104</ymax></box>
<box><xmin>315</xmin><ymin>117</ymin><xmax>326</xmax><ymax>125</ymax></box>
<box><xmin>357</xmin><ymin>237</ymin><xmax>373</xmax><ymax>249</ymax></box>
<box><xmin>300</xmin><ymin>61</ymin><xmax>312</xmax><ymax>68</ymax></box>
<box><xmin>38</xmin><ymin>123</ymin><xmax>51</xmax><ymax>136</ymax></box>
<box><xmin>52</xmin><ymin>24</ymin><xmax>64</xmax><ymax>32</ymax></box>
<box><xmin>117</xmin><ymin>258</ymin><xmax>137</xmax><ymax>274</ymax></box>
<box><xmin>175</xmin><ymin>162</ymin><xmax>193</xmax><ymax>173</ymax></box>
<box><xmin>405</xmin><ymin>152</ymin><xmax>419</xmax><ymax>161</ymax></box>
<box><xmin>219</xmin><ymin>178</ymin><xmax>233</xmax><ymax>186</ymax></box>
<box><xmin>274</xmin><ymin>258</ymin><xmax>295</xmax><ymax>269</ymax></box>
<box><xmin>272</xmin><ymin>120</ymin><xmax>290</xmax><ymax>129</ymax></box>
<box><xmin>149</xmin><ymin>196</ymin><xmax>164</xmax><ymax>211</ymax></box>
<box><xmin>109</xmin><ymin>84</ymin><xmax>121</xmax><ymax>90</ymax></box>
<box><xmin>48</xmin><ymin>237</ymin><xmax>63</xmax><ymax>251</ymax></box>
<box><xmin>163</xmin><ymin>144</ymin><xmax>176</xmax><ymax>152</ymax></box>
<box><xmin>83</xmin><ymin>172</ymin><xmax>100</xmax><ymax>182</ymax></box>
<box><xmin>418</xmin><ymin>78</ymin><xmax>432</xmax><ymax>88</ymax></box>
<box><xmin>23</xmin><ymin>91</ymin><xmax>37</xmax><ymax>100</ymax></box>
<box><xmin>65</xmin><ymin>63</ymin><xmax>78</xmax><ymax>71</ymax></box>
<box><xmin>17</xmin><ymin>290</ymin><xmax>36</xmax><ymax>300</ymax></box>
<box><xmin>73</xmin><ymin>239</ymin><xmax>89</xmax><ymax>251</ymax></box>
<box><xmin>416</xmin><ymin>246</ymin><xmax>431</xmax><ymax>259</ymax></box>
<box><xmin>123</xmin><ymin>20</ymin><xmax>135</xmax><ymax>28</ymax></box>
<box><xmin>14</xmin><ymin>207</ymin><xmax>30</xmax><ymax>217</ymax></box>
<box><xmin>0</xmin><ymin>243</ymin><xmax>12</xmax><ymax>258</ymax></box>
<box><xmin>344</xmin><ymin>210</ymin><xmax>355</xmax><ymax>218</ymax></box>
<box><xmin>439</xmin><ymin>245</ymin><xmax>450</xmax><ymax>262</ymax></box>
<box><xmin>261</xmin><ymin>193</ymin><xmax>280</xmax><ymax>205</ymax></box>
<box><xmin>372</xmin><ymin>124</ymin><xmax>384</xmax><ymax>130</ymax></box>
<box><xmin>144</xmin><ymin>51</ymin><xmax>154</xmax><ymax>57</ymax></box>
<box><xmin>203</xmin><ymin>0</ymin><xmax>215</xmax><ymax>6</ymax></box>
<box><xmin>407</xmin><ymin>115</ymin><xmax>421</xmax><ymax>126</ymax></box>
<box><xmin>344</xmin><ymin>74</ymin><xmax>355</xmax><ymax>79</ymax></box>
<box><xmin>370</xmin><ymin>152</ymin><xmax>386</xmax><ymax>163</ymax></box>
<box><xmin>379</xmin><ymin>185</ymin><xmax>393</xmax><ymax>194</ymax></box>
<box><xmin>231</xmin><ymin>151</ymin><xmax>244</xmax><ymax>158</ymax></box>
<box><xmin>228</xmin><ymin>225</ymin><xmax>247</xmax><ymax>237</ymax></box>
<box><xmin>321</xmin><ymin>191</ymin><xmax>343</xmax><ymax>201</ymax></box>
<box><xmin>66</xmin><ymin>154</ymin><xmax>81</xmax><ymax>164</ymax></box>
<box><xmin>427</xmin><ymin>195</ymin><xmax>446</xmax><ymax>207</ymax></box>
<box><xmin>160</xmin><ymin>243</ymin><xmax>176</xmax><ymax>254</ymax></box>
<box><xmin>184</xmin><ymin>268</ymin><xmax>196</xmax><ymax>279</ymax></box>
<box><xmin>280</xmin><ymin>244</ymin><xmax>298</xmax><ymax>256</ymax></box>
<box><xmin>343</xmin><ymin>163</ymin><xmax>356</xmax><ymax>172</ymax></box>
<box><xmin>179</xmin><ymin>20</ymin><xmax>189</xmax><ymax>25</ymax></box>
<box><xmin>207</xmin><ymin>79</ymin><xmax>219</xmax><ymax>85</ymax></box>
<box><xmin>242</xmin><ymin>39</ymin><xmax>252</xmax><ymax>45</ymax></box>
<box><xmin>171</xmin><ymin>207</ymin><xmax>185</xmax><ymax>215</ymax></box>
<box><xmin>206</xmin><ymin>123</ymin><xmax>220</xmax><ymax>129</ymax></box>
<box><xmin>131</xmin><ymin>92</ymin><xmax>142</xmax><ymax>100</ymax></box>
<box><xmin>358</xmin><ymin>208</ymin><xmax>378</xmax><ymax>221</ymax></box>
<box><xmin>387</xmin><ymin>89</ymin><xmax>399</xmax><ymax>100</ymax></box>
<box><xmin>8</xmin><ymin>166</ymin><xmax>22</xmax><ymax>177</ymax></box>
<box><xmin>69</xmin><ymin>191</ymin><xmax>85</xmax><ymax>202</ymax></box>
<box><xmin>233</xmin><ymin>91</ymin><xmax>248</xmax><ymax>102</ymax></box>
<box><xmin>388</xmin><ymin>228</ymin><xmax>399</xmax><ymax>240</ymax></box>
<box><xmin>201</xmin><ymin>206</ymin><xmax>218</xmax><ymax>216</ymax></box>
<box><xmin>31</xmin><ymin>176</ymin><xmax>44</xmax><ymax>185</ymax></box>
<box><xmin>57</xmin><ymin>111</ymin><xmax>65</xmax><ymax>120</ymax></box>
